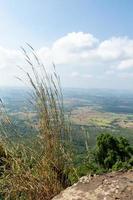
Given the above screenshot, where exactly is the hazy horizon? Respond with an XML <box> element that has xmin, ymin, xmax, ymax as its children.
<box><xmin>0</xmin><ymin>86</ymin><xmax>133</xmax><ymax>93</ymax></box>
<box><xmin>0</xmin><ymin>0</ymin><xmax>133</xmax><ymax>89</ymax></box>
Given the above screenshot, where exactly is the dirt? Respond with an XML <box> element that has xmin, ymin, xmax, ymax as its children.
<box><xmin>52</xmin><ymin>170</ymin><xmax>133</xmax><ymax>200</ymax></box>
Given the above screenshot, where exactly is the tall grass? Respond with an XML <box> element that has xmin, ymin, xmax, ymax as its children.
<box><xmin>0</xmin><ymin>46</ymin><xmax>77</xmax><ymax>199</ymax></box>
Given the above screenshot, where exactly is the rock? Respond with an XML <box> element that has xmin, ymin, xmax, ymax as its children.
<box><xmin>52</xmin><ymin>170</ymin><xmax>133</xmax><ymax>200</ymax></box>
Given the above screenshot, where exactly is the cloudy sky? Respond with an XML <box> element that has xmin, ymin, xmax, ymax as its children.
<box><xmin>0</xmin><ymin>0</ymin><xmax>133</xmax><ymax>89</ymax></box>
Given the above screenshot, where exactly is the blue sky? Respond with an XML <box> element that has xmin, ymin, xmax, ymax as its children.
<box><xmin>0</xmin><ymin>0</ymin><xmax>133</xmax><ymax>89</ymax></box>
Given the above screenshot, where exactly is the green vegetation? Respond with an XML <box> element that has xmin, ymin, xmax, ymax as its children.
<box><xmin>0</xmin><ymin>47</ymin><xmax>77</xmax><ymax>200</ymax></box>
<box><xmin>0</xmin><ymin>48</ymin><xmax>132</xmax><ymax>199</ymax></box>
<box><xmin>85</xmin><ymin>133</ymin><xmax>133</xmax><ymax>174</ymax></box>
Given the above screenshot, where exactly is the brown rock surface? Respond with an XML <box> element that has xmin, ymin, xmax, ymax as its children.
<box><xmin>52</xmin><ymin>170</ymin><xmax>133</xmax><ymax>200</ymax></box>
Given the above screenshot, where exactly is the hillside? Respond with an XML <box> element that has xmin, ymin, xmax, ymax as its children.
<box><xmin>53</xmin><ymin>170</ymin><xmax>133</xmax><ymax>200</ymax></box>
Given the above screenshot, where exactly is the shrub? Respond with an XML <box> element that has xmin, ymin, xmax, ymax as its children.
<box><xmin>86</xmin><ymin>133</ymin><xmax>133</xmax><ymax>174</ymax></box>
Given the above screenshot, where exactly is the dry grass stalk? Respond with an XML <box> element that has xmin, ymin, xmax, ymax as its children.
<box><xmin>0</xmin><ymin>46</ymin><xmax>77</xmax><ymax>199</ymax></box>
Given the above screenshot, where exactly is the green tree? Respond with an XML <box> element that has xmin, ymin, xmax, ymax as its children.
<box><xmin>87</xmin><ymin>133</ymin><xmax>133</xmax><ymax>173</ymax></box>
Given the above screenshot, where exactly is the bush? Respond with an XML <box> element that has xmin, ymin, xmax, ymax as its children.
<box><xmin>86</xmin><ymin>133</ymin><xmax>133</xmax><ymax>174</ymax></box>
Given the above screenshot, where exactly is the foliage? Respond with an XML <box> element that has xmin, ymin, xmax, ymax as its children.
<box><xmin>86</xmin><ymin>133</ymin><xmax>133</xmax><ymax>174</ymax></box>
<box><xmin>0</xmin><ymin>46</ymin><xmax>77</xmax><ymax>200</ymax></box>
<box><xmin>0</xmin><ymin>46</ymin><xmax>133</xmax><ymax>199</ymax></box>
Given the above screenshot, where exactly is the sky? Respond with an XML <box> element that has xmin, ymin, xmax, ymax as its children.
<box><xmin>0</xmin><ymin>0</ymin><xmax>133</xmax><ymax>89</ymax></box>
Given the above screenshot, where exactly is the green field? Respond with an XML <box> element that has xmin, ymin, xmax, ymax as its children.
<box><xmin>1</xmin><ymin>88</ymin><xmax>133</xmax><ymax>148</ymax></box>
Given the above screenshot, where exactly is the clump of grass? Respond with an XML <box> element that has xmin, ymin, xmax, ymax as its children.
<box><xmin>0</xmin><ymin>46</ymin><xmax>77</xmax><ymax>199</ymax></box>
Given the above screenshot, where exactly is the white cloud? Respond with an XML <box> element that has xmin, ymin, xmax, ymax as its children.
<box><xmin>0</xmin><ymin>47</ymin><xmax>23</xmax><ymax>69</ymax></box>
<box><xmin>97</xmin><ymin>37</ymin><xmax>125</xmax><ymax>61</ymax></box>
<box><xmin>38</xmin><ymin>32</ymin><xmax>98</xmax><ymax>65</ymax></box>
<box><xmin>0</xmin><ymin>32</ymin><xmax>133</xmax><ymax>88</ymax></box>
<box><xmin>83</xmin><ymin>74</ymin><xmax>93</xmax><ymax>78</ymax></box>
<box><xmin>53</xmin><ymin>32</ymin><xmax>98</xmax><ymax>50</ymax></box>
<box><xmin>117</xmin><ymin>72</ymin><xmax>133</xmax><ymax>79</ymax></box>
<box><xmin>118</xmin><ymin>59</ymin><xmax>133</xmax><ymax>70</ymax></box>
<box><xmin>70</xmin><ymin>72</ymin><xmax>93</xmax><ymax>79</ymax></box>
<box><xmin>71</xmin><ymin>72</ymin><xmax>80</xmax><ymax>78</ymax></box>
<box><xmin>37</xmin><ymin>33</ymin><xmax>133</xmax><ymax>70</ymax></box>
<box><xmin>105</xmin><ymin>70</ymin><xmax>115</xmax><ymax>75</ymax></box>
